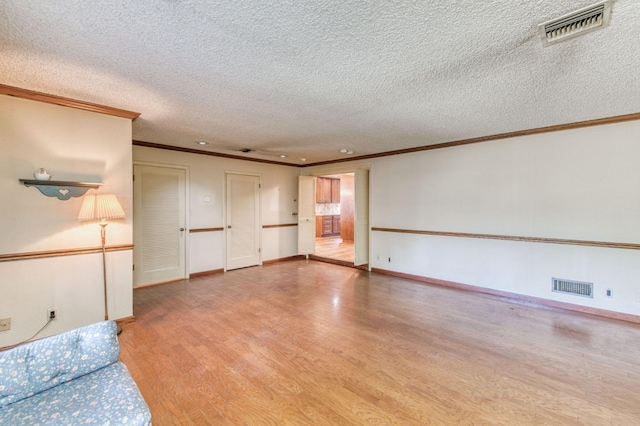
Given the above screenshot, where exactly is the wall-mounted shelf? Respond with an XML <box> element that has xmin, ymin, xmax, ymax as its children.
<box><xmin>19</xmin><ymin>179</ymin><xmax>102</xmax><ymax>200</ymax></box>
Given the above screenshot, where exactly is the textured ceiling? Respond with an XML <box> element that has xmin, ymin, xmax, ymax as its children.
<box><xmin>1</xmin><ymin>1</ymin><xmax>639</xmax><ymax>165</ymax></box>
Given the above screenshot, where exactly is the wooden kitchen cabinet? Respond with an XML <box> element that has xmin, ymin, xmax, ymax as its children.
<box><xmin>316</xmin><ymin>177</ymin><xmax>340</xmax><ymax>203</ymax></box>
<box><xmin>322</xmin><ymin>215</ymin><xmax>333</xmax><ymax>235</ymax></box>
<box><xmin>331</xmin><ymin>178</ymin><xmax>340</xmax><ymax>203</ymax></box>
<box><xmin>318</xmin><ymin>215</ymin><xmax>341</xmax><ymax>237</ymax></box>
<box><xmin>339</xmin><ymin>174</ymin><xmax>355</xmax><ymax>241</ymax></box>
<box><xmin>332</xmin><ymin>215</ymin><xmax>340</xmax><ymax>233</ymax></box>
<box><xmin>316</xmin><ymin>177</ymin><xmax>332</xmax><ymax>203</ymax></box>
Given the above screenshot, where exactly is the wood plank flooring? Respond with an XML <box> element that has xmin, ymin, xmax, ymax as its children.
<box><xmin>314</xmin><ymin>236</ymin><xmax>354</xmax><ymax>263</ymax></box>
<box><xmin>118</xmin><ymin>260</ymin><xmax>640</xmax><ymax>425</ymax></box>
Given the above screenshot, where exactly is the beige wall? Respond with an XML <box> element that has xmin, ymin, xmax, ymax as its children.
<box><xmin>306</xmin><ymin>120</ymin><xmax>640</xmax><ymax>317</ymax></box>
<box><xmin>3</xmin><ymin>88</ymin><xmax>639</xmax><ymax>348</ymax></box>
<box><xmin>0</xmin><ymin>95</ymin><xmax>133</xmax><ymax>347</ymax></box>
<box><xmin>133</xmin><ymin>146</ymin><xmax>300</xmax><ymax>276</ymax></box>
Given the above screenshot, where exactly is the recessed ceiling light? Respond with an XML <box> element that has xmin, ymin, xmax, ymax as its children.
<box><xmin>340</xmin><ymin>148</ymin><xmax>347</xmax><ymax>153</ymax></box>
<box><xmin>347</xmin><ymin>150</ymin><xmax>354</xmax><ymax>155</ymax></box>
<box><xmin>280</xmin><ymin>154</ymin><xmax>287</xmax><ymax>158</ymax></box>
<box><xmin>300</xmin><ymin>158</ymin><xmax>307</xmax><ymax>162</ymax></box>
<box><xmin>196</xmin><ymin>141</ymin><xmax>209</xmax><ymax>145</ymax></box>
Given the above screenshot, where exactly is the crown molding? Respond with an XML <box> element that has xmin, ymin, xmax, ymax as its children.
<box><xmin>302</xmin><ymin>111</ymin><xmax>640</xmax><ymax>167</ymax></box>
<box><xmin>0</xmin><ymin>84</ymin><xmax>140</xmax><ymax>120</ymax></box>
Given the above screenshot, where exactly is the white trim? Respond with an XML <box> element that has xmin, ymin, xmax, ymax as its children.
<box><xmin>302</xmin><ymin>163</ymin><xmax>371</xmax><ymax>177</ymax></box>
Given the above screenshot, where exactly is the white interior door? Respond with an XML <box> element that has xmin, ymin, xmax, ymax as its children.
<box><xmin>226</xmin><ymin>173</ymin><xmax>261</xmax><ymax>270</ymax></box>
<box><xmin>298</xmin><ymin>175</ymin><xmax>316</xmax><ymax>255</ymax></box>
<box><xmin>354</xmin><ymin>169</ymin><xmax>370</xmax><ymax>266</ymax></box>
<box><xmin>133</xmin><ymin>164</ymin><xmax>187</xmax><ymax>286</ymax></box>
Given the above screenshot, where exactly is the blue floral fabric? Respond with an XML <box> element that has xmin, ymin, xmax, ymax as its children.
<box><xmin>0</xmin><ymin>321</ymin><xmax>151</xmax><ymax>425</ymax></box>
<box><xmin>0</xmin><ymin>321</ymin><xmax>119</xmax><ymax>407</ymax></box>
<box><xmin>0</xmin><ymin>361</ymin><xmax>151</xmax><ymax>425</ymax></box>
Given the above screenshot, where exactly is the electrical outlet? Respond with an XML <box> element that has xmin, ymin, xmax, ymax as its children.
<box><xmin>0</xmin><ymin>318</ymin><xmax>11</xmax><ymax>331</ymax></box>
<box><xmin>605</xmin><ymin>289</ymin><xmax>613</xmax><ymax>298</ymax></box>
<box><xmin>48</xmin><ymin>309</ymin><xmax>57</xmax><ymax>320</ymax></box>
<box><xmin>388</xmin><ymin>257</ymin><xmax>391</xmax><ymax>262</ymax></box>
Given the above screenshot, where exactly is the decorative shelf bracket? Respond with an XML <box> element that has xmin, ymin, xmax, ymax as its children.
<box><xmin>19</xmin><ymin>179</ymin><xmax>103</xmax><ymax>200</ymax></box>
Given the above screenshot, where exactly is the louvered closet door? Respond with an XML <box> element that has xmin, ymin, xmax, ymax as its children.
<box><xmin>133</xmin><ymin>165</ymin><xmax>186</xmax><ymax>286</ymax></box>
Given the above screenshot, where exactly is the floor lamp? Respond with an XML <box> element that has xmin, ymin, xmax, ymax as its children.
<box><xmin>78</xmin><ymin>194</ymin><xmax>126</xmax><ymax>333</ymax></box>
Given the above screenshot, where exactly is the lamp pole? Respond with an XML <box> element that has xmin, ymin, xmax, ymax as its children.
<box><xmin>100</xmin><ymin>220</ymin><xmax>109</xmax><ymax>321</ymax></box>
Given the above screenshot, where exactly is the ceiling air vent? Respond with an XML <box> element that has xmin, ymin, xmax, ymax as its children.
<box><xmin>552</xmin><ymin>278</ymin><xmax>594</xmax><ymax>298</ymax></box>
<box><xmin>538</xmin><ymin>0</ymin><xmax>611</xmax><ymax>46</ymax></box>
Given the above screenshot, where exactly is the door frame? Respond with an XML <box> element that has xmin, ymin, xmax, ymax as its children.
<box><xmin>224</xmin><ymin>170</ymin><xmax>262</xmax><ymax>271</ymax></box>
<box><xmin>133</xmin><ymin>161</ymin><xmax>190</xmax><ymax>285</ymax></box>
<box><xmin>302</xmin><ymin>164</ymin><xmax>372</xmax><ymax>269</ymax></box>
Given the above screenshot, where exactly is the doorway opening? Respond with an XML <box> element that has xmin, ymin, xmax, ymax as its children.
<box><xmin>310</xmin><ymin>173</ymin><xmax>357</xmax><ymax>267</ymax></box>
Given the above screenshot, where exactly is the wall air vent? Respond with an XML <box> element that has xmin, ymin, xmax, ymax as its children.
<box><xmin>552</xmin><ymin>278</ymin><xmax>594</xmax><ymax>298</ymax></box>
<box><xmin>538</xmin><ymin>0</ymin><xmax>611</xmax><ymax>47</ymax></box>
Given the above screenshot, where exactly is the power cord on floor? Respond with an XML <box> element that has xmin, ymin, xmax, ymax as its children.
<box><xmin>0</xmin><ymin>317</ymin><xmax>54</xmax><ymax>352</ymax></box>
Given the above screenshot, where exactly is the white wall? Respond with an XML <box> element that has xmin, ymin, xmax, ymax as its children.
<box><xmin>133</xmin><ymin>146</ymin><xmax>300</xmax><ymax>275</ymax></box>
<box><xmin>306</xmin><ymin>120</ymin><xmax>640</xmax><ymax>316</ymax></box>
<box><xmin>0</xmin><ymin>94</ymin><xmax>133</xmax><ymax>347</ymax></box>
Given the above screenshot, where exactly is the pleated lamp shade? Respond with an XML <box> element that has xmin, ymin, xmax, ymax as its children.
<box><xmin>78</xmin><ymin>194</ymin><xmax>125</xmax><ymax>222</ymax></box>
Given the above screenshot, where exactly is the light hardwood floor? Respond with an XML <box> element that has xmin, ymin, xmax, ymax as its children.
<box><xmin>119</xmin><ymin>260</ymin><xmax>640</xmax><ymax>425</ymax></box>
<box><xmin>314</xmin><ymin>236</ymin><xmax>354</xmax><ymax>263</ymax></box>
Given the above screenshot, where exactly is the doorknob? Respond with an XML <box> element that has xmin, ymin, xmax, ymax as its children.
<box><xmin>227</xmin><ymin>225</ymin><xmax>232</xmax><ymax>229</ymax></box>
<box><xmin>180</xmin><ymin>227</ymin><xmax>185</xmax><ymax>231</ymax></box>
